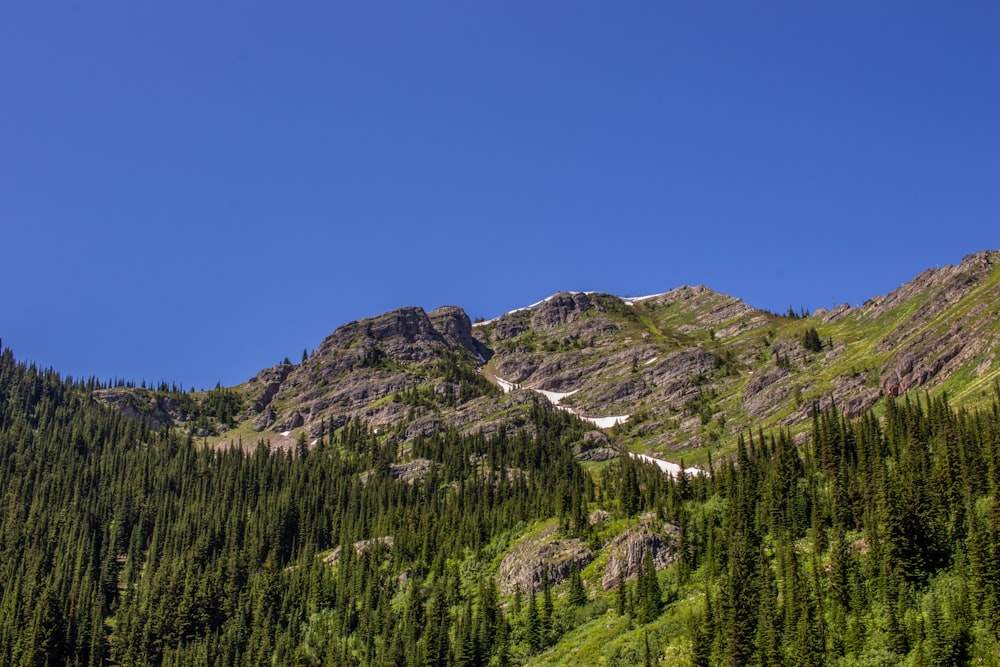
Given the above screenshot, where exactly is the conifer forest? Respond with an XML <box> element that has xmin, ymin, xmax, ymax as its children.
<box><xmin>1</xmin><ymin>342</ymin><xmax>999</xmax><ymax>665</ymax></box>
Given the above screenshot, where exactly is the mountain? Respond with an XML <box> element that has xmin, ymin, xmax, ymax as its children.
<box><xmin>4</xmin><ymin>251</ymin><xmax>1000</xmax><ymax>666</ymax></box>
<box><xmin>98</xmin><ymin>250</ymin><xmax>1000</xmax><ymax>467</ymax></box>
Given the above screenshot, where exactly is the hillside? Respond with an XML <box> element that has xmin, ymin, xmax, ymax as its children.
<box><xmin>2</xmin><ymin>322</ymin><xmax>999</xmax><ymax>665</ymax></box>
<box><xmin>99</xmin><ymin>250</ymin><xmax>1000</xmax><ymax>468</ymax></box>
<box><xmin>2</xmin><ymin>251</ymin><xmax>1000</xmax><ymax>666</ymax></box>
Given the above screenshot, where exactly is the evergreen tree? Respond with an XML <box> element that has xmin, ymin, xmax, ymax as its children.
<box><xmin>568</xmin><ymin>562</ymin><xmax>587</xmax><ymax>607</ymax></box>
<box><xmin>637</xmin><ymin>549</ymin><xmax>662</xmax><ymax>624</ymax></box>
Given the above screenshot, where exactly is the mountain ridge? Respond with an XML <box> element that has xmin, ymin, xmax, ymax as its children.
<box><xmin>96</xmin><ymin>250</ymin><xmax>1000</xmax><ymax>465</ymax></box>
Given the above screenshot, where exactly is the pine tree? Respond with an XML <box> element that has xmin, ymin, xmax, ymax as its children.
<box><xmin>616</xmin><ymin>563</ymin><xmax>628</xmax><ymax>616</ymax></box>
<box><xmin>755</xmin><ymin>548</ymin><xmax>781</xmax><ymax>667</ymax></box>
<box><xmin>423</xmin><ymin>587</ymin><xmax>449</xmax><ymax>667</ymax></box>
<box><xmin>801</xmin><ymin>327</ymin><xmax>823</xmax><ymax>353</ymax></box>
<box><xmin>568</xmin><ymin>562</ymin><xmax>587</xmax><ymax>607</ymax></box>
<box><xmin>637</xmin><ymin>549</ymin><xmax>662</xmax><ymax>624</ymax></box>
<box><xmin>526</xmin><ymin>591</ymin><xmax>542</xmax><ymax>652</ymax></box>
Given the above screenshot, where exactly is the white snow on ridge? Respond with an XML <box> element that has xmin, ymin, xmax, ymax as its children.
<box><xmin>506</xmin><ymin>291</ymin><xmax>596</xmax><ymax>317</ymax></box>
<box><xmin>474</xmin><ymin>289</ymin><xmax>674</xmax><ymax>326</ymax></box>
<box><xmin>623</xmin><ymin>293</ymin><xmax>668</xmax><ymax>306</ymax></box>
<box><xmin>630</xmin><ymin>452</ymin><xmax>704</xmax><ymax>478</ymax></box>
<box><xmin>473</xmin><ymin>291</ymin><xmax>603</xmax><ymax>326</ymax></box>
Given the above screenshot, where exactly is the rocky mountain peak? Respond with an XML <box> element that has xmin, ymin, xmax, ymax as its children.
<box><xmin>530</xmin><ymin>292</ymin><xmax>601</xmax><ymax>330</ymax></box>
<box><xmin>309</xmin><ymin>305</ymin><xmax>487</xmax><ymax>367</ymax></box>
<box><xmin>428</xmin><ymin>305</ymin><xmax>491</xmax><ymax>361</ymax></box>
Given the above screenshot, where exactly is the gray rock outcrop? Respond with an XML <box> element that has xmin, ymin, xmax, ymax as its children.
<box><xmin>602</xmin><ymin>522</ymin><xmax>679</xmax><ymax>590</ymax></box>
<box><xmin>497</xmin><ymin>528</ymin><xmax>594</xmax><ymax>594</ymax></box>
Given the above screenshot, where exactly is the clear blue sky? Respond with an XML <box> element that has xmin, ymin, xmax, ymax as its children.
<box><xmin>2</xmin><ymin>1</ymin><xmax>998</xmax><ymax>389</ymax></box>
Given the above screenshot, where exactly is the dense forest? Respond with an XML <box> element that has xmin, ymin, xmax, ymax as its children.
<box><xmin>1</xmin><ymin>344</ymin><xmax>998</xmax><ymax>665</ymax></box>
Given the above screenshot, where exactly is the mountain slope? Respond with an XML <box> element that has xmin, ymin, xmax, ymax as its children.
<box><xmin>98</xmin><ymin>251</ymin><xmax>1000</xmax><ymax>467</ymax></box>
<box><xmin>5</xmin><ymin>251</ymin><xmax>1000</xmax><ymax>666</ymax></box>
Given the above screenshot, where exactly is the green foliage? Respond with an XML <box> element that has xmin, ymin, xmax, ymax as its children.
<box><xmin>636</xmin><ymin>550</ymin><xmax>662</xmax><ymax>624</ymax></box>
<box><xmin>201</xmin><ymin>383</ymin><xmax>245</xmax><ymax>424</ymax></box>
<box><xmin>3</xmin><ymin>343</ymin><xmax>1000</xmax><ymax>666</ymax></box>
<box><xmin>801</xmin><ymin>326</ymin><xmax>823</xmax><ymax>353</ymax></box>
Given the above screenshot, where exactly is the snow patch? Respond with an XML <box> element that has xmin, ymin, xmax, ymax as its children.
<box><xmin>582</xmin><ymin>415</ymin><xmax>629</xmax><ymax>428</ymax></box>
<box><xmin>281</xmin><ymin>431</ymin><xmax>291</xmax><ymax>437</ymax></box>
<box><xmin>495</xmin><ymin>377</ymin><xmax>519</xmax><ymax>393</ymax></box>
<box><xmin>630</xmin><ymin>452</ymin><xmax>704</xmax><ymax>478</ymax></box>
<box><xmin>534</xmin><ymin>388</ymin><xmax>578</xmax><ymax>405</ymax></box>
<box><xmin>493</xmin><ymin>373</ymin><xmax>629</xmax><ymax>429</ymax></box>
<box><xmin>530</xmin><ymin>386</ymin><xmax>627</xmax><ymax>428</ymax></box>
<box><xmin>623</xmin><ymin>293</ymin><xmax>667</xmax><ymax>306</ymax></box>
<box><xmin>644</xmin><ymin>357</ymin><xmax>658</xmax><ymax>366</ymax></box>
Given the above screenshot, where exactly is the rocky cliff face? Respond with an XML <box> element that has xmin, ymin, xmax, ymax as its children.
<box><xmin>239</xmin><ymin>305</ymin><xmax>504</xmax><ymax>438</ymax></box>
<box><xmin>94</xmin><ymin>388</ymin><xmax>181</xmax><ymax>430</ymax></box>
<box><xmin>867</xmin><ymin>251</ymin><xmax>999</xmax><ymax>397</ymax></box>
<box><xmin>429</xmin><ymin>306</ymin><xmax>492</xmax><ymax>361</ymax></box>
<box><xmin>602</xmin><ymin>521</ymin><xmax>679</xmax><ymax>590</ymax></box>
<box><xmin>496</xmin><ymin>526</ymin><xmax>594</xmax><ymax>594</ymax></box>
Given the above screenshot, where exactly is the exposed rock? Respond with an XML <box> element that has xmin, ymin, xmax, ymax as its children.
<box><xmin>253</xmin><ymin>406</ymin><xmax>276</xmax><ymax>431</ymax></box>
<box><xmin>573</xmin><ymin>430</ymin><xmax>619</xmax><ymax>461</ymax></box>
<box><xmin>838</xmin><ymin>387</ymin><xmax>883</xmax><ymax>419</ymax></box>
<box><xmin>491</xmin><ymin>311</ymin><xmax>531</xmax><ymax>341</ymax></box>
<box><xmin>308</xmin><ymin>413</ymin><xmax>349</xmax><ymax>436</ymax></box>
<box><xmin>93</xmin><ymin>388</ymin><xmax>177</xmax><ymax>430</ymax></box>
<box><xmin>602</xmin><ymin>522</ymin><xmax>679</xmax><ymax>590</ymax></box>
<box><xmin>530</xmin><ymin>292</ymin><xmax>600</xmax><ymax>330</ymax></box>
<box><xmin>865</xmin><ymin>251</ymin><xmax>994</xmax><ymax>324</ymax></box>
<box><xmin>244</xmin><ymin>362</ymin><xmax>293</xmax><ymax>415</ymax></box>
<box><xmin>648</xmin><ymin>350</ymin><xmax>718</xmax><ymax>400</ymax></box>
<box><xmin>402</xmin><ymin>415</ymin><xmax>442</xmax><ymax>441</ymax></box>
<box><xmin>644</xmin><ymin>286</ymin><xmax>757</xmax><ymax>327</ymax></box>
<box><xmin>576</xmin><ymin>447</ymin><xmax>619</xmax><ymax>461</ymax></box>
<box><xmin>254</xmin><ymin>304</ymin><xmax>500</xmax><ymax>436</ymax></box>
<box><xmin>389</xmin><ymin>459</ymin><xmax>434</xmax><ymax>484</ymax></box>
<box><xmin>496</xmin><ymin>528</ymin><xmax>594</xmax><ymax>594</ymax></box>
<box><xmin>588</xmin><ymin>509</ymin><xmax>610</xmax><ymax>525</ymax></box>
<box><xmin>881</xmin><ymin>341</ymin><xmax>966</xmax><ymax>397</ymax></box>
<box><xmin>274</xmin><ymin>410</ymin><xmax>305</xmax><ymax>432</ymax></box>
<box><xmin>741</xmin><ymin>367</ymin><xmax>793</xmax><ymax>418</ymax></box>
<box><xmin>822</xmin><ymin>303</ymin><xmax>852</xmax><ymax>323</ymax></box>
<box><xmin>429</xmin><ymin>305</ymin><xmax>492</xmax><ymax>361</ymax></box>
<box><xmin>321</xmin><ymin>306</ymin><xmax>452</xmax><ymax>363</ymax></box>
<box><xmin>323</xmin><ymin>536</ymin><xmax>394</xmax><ymax>564</ymax></box>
